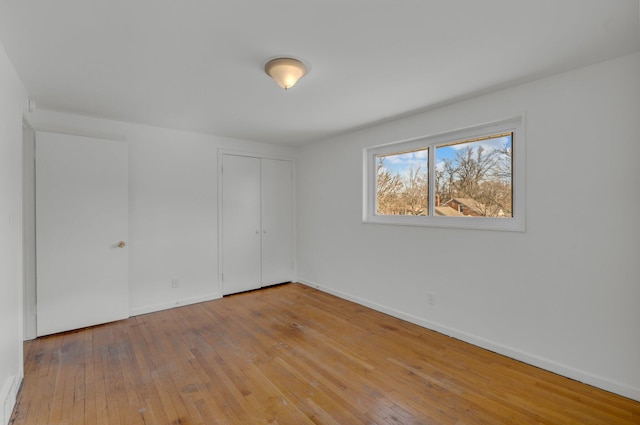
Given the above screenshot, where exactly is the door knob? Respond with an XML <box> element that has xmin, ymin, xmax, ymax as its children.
<box><xmin>118</xmin><ymin>241</ymin><xmax>126</xmax><ymax>248</ymax></box>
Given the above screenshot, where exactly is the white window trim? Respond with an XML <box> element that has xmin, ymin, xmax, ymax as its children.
<box><xmin>363</xmin><ymin>116</ymin><xmax>525</xmax><ymax>231</ymax></box>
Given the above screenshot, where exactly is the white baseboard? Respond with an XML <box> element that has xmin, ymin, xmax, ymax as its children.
<box><xmin>297</xmin><ymin>279</ymin><xmax>640</xmax><ymax>402</ymax></box>
<box><xmin>129</xmin><ymin>292</ymin><xmax>222</xmax><ymax>317</ymax></box>
<box><xmin>1</xmin><ymin>373</ymin><xmax>22</xmax><ymax>425</ymax></box>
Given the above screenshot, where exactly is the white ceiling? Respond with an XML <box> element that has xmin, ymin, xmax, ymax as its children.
<box><xmin>0</xmin><ymin>1</ymin><xmax>639</xmax><ymax>145</ymax></box>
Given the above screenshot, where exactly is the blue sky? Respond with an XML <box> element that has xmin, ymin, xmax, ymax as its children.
<box><xmin>379</xmin><ymin>135</ymin><xmax>512</xmax><ymax>176</ymax></box>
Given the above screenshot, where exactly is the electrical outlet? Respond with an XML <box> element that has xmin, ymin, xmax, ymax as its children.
<box><xmin>171</xmin><ymin>278</ymin><xmax>180</xmax><ymax>288</ymax></box>
<box><xmin>427</xmin><ymin>292</ymin><xmax>435</xmax><ymax>306</ymax></box>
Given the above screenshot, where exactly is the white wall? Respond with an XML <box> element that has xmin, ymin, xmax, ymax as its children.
<box><xmin>0</xmin><ymin>41</ymin><xmax>27</xmax><ymax>424</ymax></box>
<box><xmin>297</xmin><ymin>52</ymin><xmax>640</xmax><ymax>401</ymax></box>
<box><xmin>29</xmin><ymin>110</ymin><xmax>295</xmax><ymax>318</ymax></box>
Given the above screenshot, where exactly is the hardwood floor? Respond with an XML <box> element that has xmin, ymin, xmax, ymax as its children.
<box><xmin>11</xmin><ymin>283</ymin><xmax>640</xmax><ymax>424</ymax></box>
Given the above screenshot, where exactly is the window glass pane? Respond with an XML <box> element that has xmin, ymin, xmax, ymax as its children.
<box><xmin>376</xmin><ymin>148</ymin><xmax>428</xmax><ymax>216</ymax></box>
<box><xmin>435</xmin><ymin>133</ymin><xmax>512</xmax><ymax>218</ymax></box>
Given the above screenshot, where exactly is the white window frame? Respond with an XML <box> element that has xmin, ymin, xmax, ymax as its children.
<box><xmin>363</xmin><ymin>116</ymin><xmax>525</xmax><ymax>231</ymax></box>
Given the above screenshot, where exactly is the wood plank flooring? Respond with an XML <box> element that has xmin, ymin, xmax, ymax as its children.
<box><xmin>11</xmin><ymin>283</ymin><xmax>640</xmax><ymax>424</ymax></box>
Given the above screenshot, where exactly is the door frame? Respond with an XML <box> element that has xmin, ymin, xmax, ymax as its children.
<box><xmin>23</xmin><ymin>127</ymin><xmax>128</xmax><ymax>339</ymax></box>
<box><xmin>217</xmin><ymin>149</ymin><xmax>297</xmax><ymax>295</ymax></box>
<box><xmin>22</xmin><ymin>117</ymin><xmax>36</xmax><ymax>340</ymax></box>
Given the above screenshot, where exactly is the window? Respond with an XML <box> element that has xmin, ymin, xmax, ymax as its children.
<box><xmin>364</xmin><ymin>117</ymin><xmax>524</xmax><ymax>231</ymax></box>
<box><xmin>376</xmin><ymin>147</ymin><xmax>429</xmax><ymax>216</ymax></box>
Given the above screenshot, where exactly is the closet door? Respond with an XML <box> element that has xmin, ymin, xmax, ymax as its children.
<box><xmin>221</xmin><ymin>154</ymin><xmax>262</xmax><ymax>295</ymax></box>
<box><xmin>261</xmin><ymin>158</ymin><xmax>294</xmax><ymax>286</ymax></box>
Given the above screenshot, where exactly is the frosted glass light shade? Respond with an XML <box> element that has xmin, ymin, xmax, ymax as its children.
<box><xmin>264</xmin><ymin>58</ymin><xmax>307</xmax><ymax>89</ymax></box>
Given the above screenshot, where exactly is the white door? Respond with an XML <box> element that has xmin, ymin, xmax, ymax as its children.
<box><xmin>221</xmin><ymin>154</ymin><xmax>262</xmax><ymax>295</ymax></box>
<box><xmin>261</xmin><ymin>158</ymin><xmax>294</xmax><ymax>285</ymax></box>
<box><xmin>36</xmin><ymin>132</ymin><xmax>129</xmax><ymax>336</ymax></box>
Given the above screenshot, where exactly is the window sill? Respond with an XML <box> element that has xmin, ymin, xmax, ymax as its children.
<box><xmin>363</xmin><ymin>214</ymin><xmax>525</xmax><ymax>232</ymax></box>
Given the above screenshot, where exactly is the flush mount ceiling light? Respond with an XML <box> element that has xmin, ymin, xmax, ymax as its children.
<box><xmin>264</xmin><ymin>57</ymin><xmax>308</xmax><ymax>90</ymax></box>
